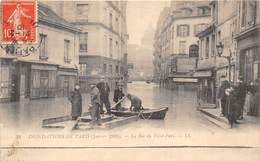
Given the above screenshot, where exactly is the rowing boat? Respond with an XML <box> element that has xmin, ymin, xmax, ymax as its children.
<box><xmin>111</xmin><ymin>107</ymin><xmax>168</xmax><ymax>120</ymax></box>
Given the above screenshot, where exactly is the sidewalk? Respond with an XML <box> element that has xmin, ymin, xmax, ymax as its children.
<box><xmin>199</xmin><ymin>106</ymin><xmax>260</xmax><ymax>129</ymax></box>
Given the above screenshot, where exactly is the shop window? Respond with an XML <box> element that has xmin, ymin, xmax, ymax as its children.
<box><xmin>39</xmin><ymin>34</ymin><xmax>48</xmax><ymax>60</ymax></box>
<box><xmin>48</xmin><ymin>71</ymin><xmax>56</xmax><ymax>88</ymax></box>
<box><xmin>32</xmin><ymin>70</ymin><xmax>40</xmax><ymax>88</ymax></box>
<box><xmin>103</xmin><ymin>64</ymin><xmax>107</xmax><ymax>73</ymax></box>
<box><xmin>79</xmin><ymin>32</ymin><xmax>88</xmax><ymax>51</ymax></box>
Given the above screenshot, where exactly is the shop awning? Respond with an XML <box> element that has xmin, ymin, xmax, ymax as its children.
<box><xmin>193</xmin><ymin>71</ymin><xmax>212</xmax><ymax>78</ymax></box>
<box><xmin>173</xmin><ymin>78</ymin><xmax>198</xmax><ymax>83</ymax></box>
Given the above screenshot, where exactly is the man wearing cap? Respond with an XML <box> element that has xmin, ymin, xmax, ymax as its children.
<box><xmin>68</xmin><ymin>84</ymin><xmax>82</xmax><ymax>120</ymax></box>
<box><xmin>89</xmin><ymin>83</ymin><xmax>101</xmax><ymax>126</ymax></box>
<box><xmin>97</xmin><ymin>77</ymin><xmax>111</xmax><ymax>114</ymax></box>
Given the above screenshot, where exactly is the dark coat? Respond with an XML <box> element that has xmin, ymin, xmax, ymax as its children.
<box><xmin>69</xmin><ymin>90</ymin><xmax>82</xmax><ymax>117</ymax></box>
<box><xmin>113</xmin><ymin>88</ymin><xmax>125</xmax><ymax>103</ymax></box>
<box><xmin>97</xmin><ymin>82</ymin><xmax>110</xmax><ymax>99</ymax></box>
<box><xmin>236</xmin><ymin>82</ymin><xmax>247</xmax><ymax>105</ymax></box>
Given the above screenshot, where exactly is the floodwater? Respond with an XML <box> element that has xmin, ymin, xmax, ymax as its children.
<box><xmin>0</xmin><ymin>81</ymin><xmax>218</xmax><ymax>133</ymax></box>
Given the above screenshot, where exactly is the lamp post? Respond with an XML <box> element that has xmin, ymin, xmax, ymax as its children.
<box><xmin>216</xmin><ymin>42</ymin><xmax>232</xmax><ymax>82</ymax></box>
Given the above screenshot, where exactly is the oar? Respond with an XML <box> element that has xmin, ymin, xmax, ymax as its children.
<box><xmin>111</xmin><ymin>95</ymin><xmax>127</xmax><ymax>109</ymax></box>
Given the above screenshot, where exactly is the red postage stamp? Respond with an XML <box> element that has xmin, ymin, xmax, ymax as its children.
<box><xmin>1</xmin><ymin>0</ymin><xmax>36</xmax><ymax>43</ymax></box>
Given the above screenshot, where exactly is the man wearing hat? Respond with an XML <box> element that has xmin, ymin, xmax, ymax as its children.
<box><xmin>68</xmin><ymin>84</ymin><xmax>82</xmax><ymax>120</ymax></box>
<box><xmin>236</xmin><ymin>76</ymin><xmax>247</xmax><ymax>119</ymax></box>
<box><xmin>97</xmin><ymin>77</ymin><xmax>111</xmax><ymax>114</ymax></box>
<box><xmin>89</xmin><ymin>83</ymin><xmax>101</xmax><ymax>126</ymax></box>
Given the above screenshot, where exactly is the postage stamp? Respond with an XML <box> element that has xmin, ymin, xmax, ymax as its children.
<box><xmin>1</xmin><ymin>0</ymin><xmax>36</xmax><ymax>43</ymax></box>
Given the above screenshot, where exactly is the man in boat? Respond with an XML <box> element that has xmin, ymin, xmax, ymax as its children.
<box><xmin>68</xmin><ymin>84</ymin><xmax>82</xmax><ymax>120</ymax></box>
<box><xmin>126</xmin><ymin>94</ymin><xmax>144</xmax><ymax>112</ymax></box>
<box><xmin>97</xmin><ymin>77</ymin><xmax>111</xmax><ymax>114</ymax></box>
<box><xmin>89</xmin><ymin>83</ymin><xmax>101</xmax><ymax>126</ymax></box>
<box><xmin>113</xmin><ymin>82</ymin><xmax>125</xmax><ymax>111</ymax></box>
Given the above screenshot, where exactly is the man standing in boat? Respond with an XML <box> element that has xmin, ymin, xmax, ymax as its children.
<box><xmin>113</xmin><ymin>82</ymin><xmax>125</xmax><ymax>110</ymax></box>
<box><xmin>89</xmin><ymin>83</ymin><xmax>101</xmax><ymax>126</ymax></box>
<box><xmin>126</xmin><ymin>94</ymin><xmax>144</xmax><ymax>112</ymax></box>
<box><xmin>97</xmin><ymin>77</ymin><xmax>111</xmax><ymax>114</ymax></box>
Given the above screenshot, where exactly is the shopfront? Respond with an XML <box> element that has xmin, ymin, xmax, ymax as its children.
<box><xmin>30</xmin><ymin>64</ymin><xmax>58</xmax><ymax>99</ymax></box>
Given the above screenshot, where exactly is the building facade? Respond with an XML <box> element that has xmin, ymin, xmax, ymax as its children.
<box><xmin>153</xmin><ymin>1</ymin><xmax>211</xmax><ymax>89</ymax></box>
<box><xmin>45</xmin><ymin>1</ymin><xmax>129</xmax><ymax>92</ymax></box>
<box><xmin>0</xmin><ymin>3</ymin><xmax>80</xmax><ymax>102</ymax></box>
<box><xmin>236</xmin><ymin>1</ymin><xmax>260</xmax><ymax>84</ymax></box>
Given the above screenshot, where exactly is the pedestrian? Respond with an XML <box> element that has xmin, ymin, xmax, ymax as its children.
<box><xmin>113</xmin><ymin>82</ymin><xmax>125</xmax><ymax>111</ymax></box>
<box><xmin>217</xmin><ymin>76</ymin><xmax>230</xmax><ymax>117</ymax></box>
<box><xmin>68</xmin><ymin>84</ymin><xmax>82</xmax><ymax>120</ymax></box>
<box><xmin>236</xmin><ymin>77</ymin><xmax>247</xmax><ymax>119</ymax></box>
<box><xmin>225</xmin><ymin>84</ymin><xmax>240</xmax><ymax>128</ymax></box>
<box><xmin>244</xmin><ymin>81</ymin><xmax>255</xmax><ymax>115</ymax></box>
<box><xmin>89</xmin><ymin>83</ymin><xmax>101</xmax><ymax>126</ymax></box>
<box><xmin>126</xmin><ymin>93</ymin><xmax>143</xmax><ymax>112</ymax></box>
<box><xmin>248</xmin><ymin>79</ymin><xmax>260</xmax><ymax>116</ymax></box>
<box><xmin>97</xmin><ymin>77</ymin><xmax>111</xmax><ymax>114</ymax></box>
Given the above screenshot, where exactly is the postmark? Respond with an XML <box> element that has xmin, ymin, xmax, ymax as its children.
<box><xmin>1</xmin><ymin>0</ymin><xmax>36</xmax><ymax>43</ymax></box>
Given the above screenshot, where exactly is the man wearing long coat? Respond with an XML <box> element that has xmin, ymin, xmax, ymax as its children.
<box><xmin>69</xmin><ymin>84</ymin><xmax>82</xmax><ymax>120</ymax></box>
<box><xmin>90</xmin><ymin>84</ymin><xmax>101</xmax><ymax>126</ymax></box>
<box><xmin>97</xmin><ymin>78</ymin><xmax>111</xmax><ymax>114</ymax></box>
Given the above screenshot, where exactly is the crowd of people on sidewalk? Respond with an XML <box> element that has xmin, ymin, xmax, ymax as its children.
<box><xmin>217</xmin><ymin>76</ymin><xmax>260</xmax><ymax>128</ymax></box>
<box><xmin>67</xmin><ymin>77</ymin><xmax>143</xmax><ymax>128</ymax></box>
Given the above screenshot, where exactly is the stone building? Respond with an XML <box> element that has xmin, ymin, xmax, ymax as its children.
<box><xmin>45</xmin><ymin>1</ymin><xmax>129</xmax><ymax>92</ymax></box>
<box><xmin>236</xmin><ymin>1</ymin><xmax>260</xmax><ymax>84</ymax></box>
<box><xmin>0</xmin><ymin>3</ymin><xmax>80</xmax><ymax>102</ymax></box>
<box><xmin>153</xmin><ymin>1</ymin><xmax>211</xmax><ymax>89</ymax></box>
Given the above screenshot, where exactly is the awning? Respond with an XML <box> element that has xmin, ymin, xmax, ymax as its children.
<box><xmin>173</xmin><ymin>78</ymin><xmax>198</xmax><ymax>83</ymax></box>
<box><xmin>193</xmin><ymin>71</ymin><xmax>212</xmax><ymax>78</ymax></box>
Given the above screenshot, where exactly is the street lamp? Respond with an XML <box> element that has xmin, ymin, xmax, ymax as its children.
<box><xmin>216</xmin><ymin>42</ymin><xmax>232</xmax><ymax>82</ymax></box>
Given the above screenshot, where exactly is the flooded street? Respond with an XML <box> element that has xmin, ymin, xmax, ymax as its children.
<box><xmin>0</xmin><ymin>81</ymin><xmax>219</xmax><ymax>133</ymax></box>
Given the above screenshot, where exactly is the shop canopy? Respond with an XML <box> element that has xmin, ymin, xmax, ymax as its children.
<box><xmin>193</xmin><ymin>71</ymin><xmax>212</xmax><ymax>78</ymax></box>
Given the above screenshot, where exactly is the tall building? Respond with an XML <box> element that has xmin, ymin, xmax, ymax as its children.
<box><xmin>45</xmin><ymin>1</ymin><xmax>129</xmax><ymax>91</ymax></box>
<box><xmin>0</xmin><ymin>3</ymin><xmax>80</xmax><ymax>102</ymax></box>
<box><xmin>153</xmin><ymin>1</ymin><xmax>211</xmax><ymax>88</ymax></box>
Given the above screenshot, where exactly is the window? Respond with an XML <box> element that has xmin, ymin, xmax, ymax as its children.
<box><xmin>247</xmin><ymin>1</ymin><xmax>257</xmax><ymax>26</ymax></box>
<box><xmin>79</xmin><ymin>64</ymin><xmax>87</xmax><ymax>76</ymax></box>
<box><xmin>179</xmin><ymin>41</ymin><xmax>186</xmax><ymax>54</ymax></box>
<box><xmin>32</xmin><ymin>70</ymin><xmax>40</xmax><ymax>88</ymax></box>
<box><xmin>194</xmin><ymin>24</ymin><xmax>207</xmax><ymax>35</ymax></box>
<box><xmin>205</xmin><ymin>37</ymin><xmax>209</xmax><ymax>58</ymax></box>
<box><xmin>39</xmin><ymin>34</ymin><xmax>48</xmax><ymax>60</ymax></box>
<box><xmin>109</xmin><ymin>64</ymin><xmax>113</xmax><ymax>74</ymax></box>
<box><xmin>211</xmin><ymin>34</ymin><xmax>215</xmax><ymax>57</ymax></box>
<box><xmin>109</xmin><ymin>38</ymin><xmax>113</xmax><ymax>58</ymax></box>
<box><xmin>241</xmin><ymin>1</ymin><xmax>247</xmax><ymax>27</ymax></box>
<box><xmin>79</xmin><ymin>32</ymin><xmax>88</xmax><ymax>51</ymax></box>
<box><xmin>115</xmin><ymin>41</ymin><xmax>119</xmax><ymax>57</ymax></box>
<box><xmin>109</xmin><ymin>13</ymin><xmax>113</xmax><ymax>29</ymax></box>
<box><xmin>103</xmin><ymin>64</ymin><xmax>107</xmax><ymax>73</ymax></box>
<box><xmin>77</xmin><ymin>4</ymin><xmax>89</xmax><ymax>16</ymax></box>
<box><xmin>64</xmin><ymin>39</ymin><xmax>71</xmax><ymax>63</ymax></box>
<box><xmin>198</xmin><ymin>7</ymin><xmax>210</xmax><ymax>16</ymax></box>
<box><xmin>177</xmin><ymin>25</ymin><xmax>189</xmax><ymax>37</ymax></box>
<box><xmin>115</xmin><ymin>65</ymin><xmax>119</xmax><ymax>74</ymax></box>
<box><xmin>115</xmin><ymin>17</ymin><xmax>119</xmax><ymax>31</ymax></box>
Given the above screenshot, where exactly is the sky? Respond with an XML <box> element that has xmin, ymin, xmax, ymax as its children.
<box><xmin>126</xmin><ymin>1</ymin><xmax>170</xmax><ymax>45</ymax></box>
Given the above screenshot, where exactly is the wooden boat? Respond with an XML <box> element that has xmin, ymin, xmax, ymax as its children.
<box><xmin>111</xmin><ymin>107</ymin><xmax>168</xmax><ymax>120</ymax></box>
<box><xmin>42</xmin><ymin>112</ymin><xmax>138</xmax><ymax>130</ymax></box>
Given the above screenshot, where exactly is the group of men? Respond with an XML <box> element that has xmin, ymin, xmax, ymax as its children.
<box><xmin>69</xmin><ymin>77</ymin><xmax>143</xmax><ymax>127</ymax></box>
<box><xmin>217</xmin><ymin>76</ymin><xmax>247</xmax><ymax>128</ymax></box>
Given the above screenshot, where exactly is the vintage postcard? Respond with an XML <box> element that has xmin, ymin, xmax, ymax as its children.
<box><xmin>0</xmin><ymin>0</ymin><xmax>260</xmax><ymax>161</ymax></box>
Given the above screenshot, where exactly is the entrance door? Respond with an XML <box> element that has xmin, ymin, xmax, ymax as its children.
<box><xmin>40</xmin><ymin>71</ymin><xmax>49</xmax><ymax>98</ymax></box>
<box><xmin>10</xmin><ymin>74</ymin><xmax>19</xmax><ymax>102</ymax></box>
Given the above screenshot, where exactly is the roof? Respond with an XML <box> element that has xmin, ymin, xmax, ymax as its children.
<box><xmin>38</xmin><ymin>2</ymin><xmax>81</xmax><ymax>33</ymax></box>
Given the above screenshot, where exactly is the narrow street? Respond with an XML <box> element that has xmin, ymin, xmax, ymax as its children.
<box><xmin>0</xmin><ymin>82</ymin><xmax>221</xmax><ymax>133</ymax></box>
